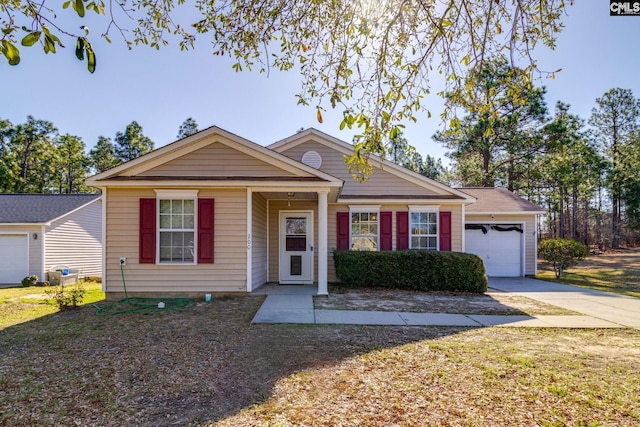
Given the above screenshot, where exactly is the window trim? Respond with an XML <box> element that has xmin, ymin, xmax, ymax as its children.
<box><xmin>408</xmin><ymin>205</ymin><xmax>440</xmax><ymax>250</ymax></box>
<box><xmin>349</xmin><ymin>205</ymin><xmax>380</xmax><ymax>251</ymax></box>
<box><xmin>155</xmin><ymin>190</ymin><xmax>199</xmax><ymax>265</ymax></box>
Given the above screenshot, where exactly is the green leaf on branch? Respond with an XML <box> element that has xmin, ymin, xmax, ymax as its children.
<box><xmin>1</xmin><ymin>40</ymin><xmax>21</xmax><ymax>65</ymax></box>
<box><xmin>21</xmin><ymin>32</ymin><xmax>41</xmax><ymax>47</ymax></box>
<box><xmin>76</xmin><ymin>38</ymin><xmax>85</xmax><ymax>60</ymax></box>
<box><xmin>73</xmin><ymin>0</ymin><xmax>86</xmax><ymax>17</ymax></box>
<box><xmin>85</xmin><ymin>42</ymin><xmax>96</xmax><ymax>73</ymax></box>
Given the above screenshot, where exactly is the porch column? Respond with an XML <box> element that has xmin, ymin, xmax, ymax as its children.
<box><xmin>317</xmin><ymin>190</ymin><xmax>329</xmax><ymax>295</ymax></box>
<box><xmin>246</xmin><ymin>187</ymin><xmax>252</xmax><ymax>292</ymax></box>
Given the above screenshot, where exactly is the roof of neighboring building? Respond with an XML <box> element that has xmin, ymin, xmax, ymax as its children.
<box><xmin>0</xmin><ymin>194</ymin><xmax>101</xmax><ymax>223</ymax></box>
<box><xmin>459</xmin><ymin>187</ymin><xmax>545</xmax><ymax>214</ymax></box>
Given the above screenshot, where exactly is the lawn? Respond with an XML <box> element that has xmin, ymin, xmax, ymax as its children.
<box><xmin>1</xmin><ymin>284</ymin><xmax>639</xmax><ymax>426</ymax></box>
<box><xmin>537</xmin><ymin>247</ymin><xmax>640</xmax><ymax>298</ymax></box>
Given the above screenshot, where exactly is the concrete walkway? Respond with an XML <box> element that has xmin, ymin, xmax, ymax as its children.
<box><xmin>251</xmin><ymin>280</ymin><xmax>638</xmax><ymax>329</ymax></box>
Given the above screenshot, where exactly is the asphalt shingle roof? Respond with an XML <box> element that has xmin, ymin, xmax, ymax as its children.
<box><xmin>0</xmin><ymin>194</ymin><xmax>101</xmax><ymax>223</ymax></box>
<box><xmin>459</xmin><ymin>187</ymin><xmax>545</xmax><ymax>213</ymax></box>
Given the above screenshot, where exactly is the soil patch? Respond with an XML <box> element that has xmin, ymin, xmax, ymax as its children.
<box><xmin>315</xmin><ymin>287</ymin><xmax>578</xmax><ymax>315</ymax></box>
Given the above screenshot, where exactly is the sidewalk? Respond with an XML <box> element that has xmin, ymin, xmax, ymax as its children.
<box><xmin>251</xmin><ymin>280</ymin><xmax>633</xmax><ymax>329</ymax></box>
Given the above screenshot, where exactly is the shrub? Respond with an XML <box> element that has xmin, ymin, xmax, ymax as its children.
<box><xmin>538</xmin><ymin>238</ymin><xmax>589</xmax><ymax>278</ymax></box>
<box><xmin>333</xmin><ymin>250</ymin><xmax>488</xmax><ymax>293</ymax></box>
<box><xmin>45</xmin><ymin>282</ymin><xmax>86</xmax><ymax>310</ymax></box>
<box><xmin>21</xmin><ymin>275</ymin><xmax>38</xmax><ymax>287</ymax></box>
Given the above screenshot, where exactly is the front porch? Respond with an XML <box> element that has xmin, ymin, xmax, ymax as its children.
<box><xmin>247</xmin><ymin>188</ymin><xmax>336</xmax><ymax>295</ymax></box>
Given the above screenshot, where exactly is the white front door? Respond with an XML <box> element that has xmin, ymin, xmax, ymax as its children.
<box><xmin>279</xmin><ymin>211</ymin><xmax>314</xmax><ymax>284</ymax></box>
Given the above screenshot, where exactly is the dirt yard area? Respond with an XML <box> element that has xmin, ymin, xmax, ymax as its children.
<box><xmin>315</xmin><ymin>287</ymin><xmax>578</xmax><ymax>315</ymax></box>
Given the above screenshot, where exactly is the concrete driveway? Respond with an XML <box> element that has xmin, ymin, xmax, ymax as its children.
<box><xmin>489</xmin><ymin>277</ymin><xmax>640</xmax><ymax>330</ymax></box>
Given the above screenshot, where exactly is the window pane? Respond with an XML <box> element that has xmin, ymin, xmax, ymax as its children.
<box><xmin>286</xmin><ymin>218</ymin><xmax>306</xmax><ymax>235</ymax></box>
<box><xmin>173</xmin><ymin>214</ymin><xmax>184</xmax><ymax>229</ymax></box>
<box><xmin>172</xmin><ymin>200</ymin><xmax>183</xmax><ymax>214</ymax></box>
<box><xmin>352</xmin><ymin>236</ymin><xmax>377</xmax><ymax>251</ymax></box>
<box><xmin>159</xmin><ymin>215</ymin><xmax>170</xmax><ymax>229</ymax></box>
<box><xmin>159</xmin><ymin>231</ymin><xmax>194</xmax><ymax>262</ymax></box>
<box><xmin>352</xmin><ymin>224</ymin><xmax>360</xmax><ymax>235</ymax></box>
<box><xmin>428</xmin><ymin>237</ymin><xmax>437</xmax><ymax>249</ymax></box>
<box><xmin>183</xmin><ymin>199</ymin><xmax>194</xmax><ymax>214</ymax></box>
<box><xmin>160</xmin><ymin>200</ymin><xmax>171</xmax><ymax>214</ymax></box>
<box><xmin>184</xmin><ymin>214</ymin><xmax>194</xmax><ymax>229</ymax></box>
<box><xmin>428</xmin><ymin>223</ymin><xmax>437</xmax><ymax>234</ymax></box>
<box><xmin>160</xmin><ymin>232</ymin><xmax>171</xmax><ymax>246</ymax></box>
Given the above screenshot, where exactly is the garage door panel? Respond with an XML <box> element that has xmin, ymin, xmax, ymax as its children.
<box><xmin>465</xmin><ymin>225</ymin><xmax>522</xmax><ymax>277</ymax></box>
<box><xmin>0</xmin><ymin>235</ymin><xmax>29</xmax><ymax>284</ymax></box>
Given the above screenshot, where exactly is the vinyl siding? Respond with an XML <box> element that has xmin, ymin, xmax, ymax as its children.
<box><xmin>104</xmin><ymin>187</ymin><xmax>247</xmax><ymax>294</ymax></box>
<box><xmin>138</xmin><ymin>141</ymin><xmax>299</xmax><ymax>177</ymax></box>
<box><xmin>278</xmin><ymin>140</ymin><xmax>445</xmax><ymax>196</ymax></box>
<box><xmin>45</xmin><ymin>199</ymin><xmax>102</xmax><ymax>278</ymax></box>
<box><xmin>328</xmin><ymin>203</ymin><xmax>463</xmax><ymax>283</ymax></box>
<box><xmin>251</xmin><ymin>192</ymin><xmax>268</xmax><ymax>289</ymax></box>
<box><xmin>465</xmin><ymin>214</ymin><xmax>538</xmax><ymax>275</ymax></box>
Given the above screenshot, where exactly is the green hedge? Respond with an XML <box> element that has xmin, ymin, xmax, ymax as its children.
<box><xmin>333</xmin><ymin>250</ymin><xmax>488</xmax><ymax>293</ymax></box>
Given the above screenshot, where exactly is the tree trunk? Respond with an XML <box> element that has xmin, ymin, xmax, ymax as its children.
<box><xmin>559</xmin><ymin>186</ymin><xmax>566</xmax><ymax>238</ymax></box>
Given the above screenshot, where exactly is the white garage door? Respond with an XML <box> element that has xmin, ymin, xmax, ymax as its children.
<box><xmin>0</xmin><ymin>234</ymin><xmax>29</xmax><ymax>284</ymax></box>
<box><xmin>465</xmin><ymin>224</ymin><xmax>522</xmax><ymax>277</ymax></box>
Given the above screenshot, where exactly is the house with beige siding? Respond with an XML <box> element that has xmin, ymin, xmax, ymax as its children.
<box><xmin>0</xmin><ymin>194</ymin><xmax>102</xmax><ymax>284</ymax></box>
<box><xmin>86</xmin><ymin>127</ymin><xmax>543</xmax><ymax>297</ymax></box>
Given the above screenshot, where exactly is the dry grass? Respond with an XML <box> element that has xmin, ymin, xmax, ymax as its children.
<box><xmin>538</xmin><ymin>247</ymin><xmax>640</xmax><ymax>298</ymax></box>
<box><xmin>1</xmin><ymin>288</ymin><xmax>639</xmax><ymax>426</ymax></box>
<box><xmin>315</xmin><ymin>287</ymin><xmax>579</xmax><ymax>315</ymax></box>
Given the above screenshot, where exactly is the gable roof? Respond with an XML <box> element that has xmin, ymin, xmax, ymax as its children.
<box><xmin>460</xmin><ymin>188</ymin><xmax>545</xmax><ymax>214</ymax></box>
<box><xmin>86</xmin><ymin>126</ymin><xmax>343</xmax><ymax>188</ymax></box>
<box><xmin>270</xmin><ymin>128</ymin><xmax>476</xmax><ymax>203</ymax></box>
<box><xmin>0</xmin><ymin>194</ymin><xmax>101</xmax><ymax>224</ymax></box>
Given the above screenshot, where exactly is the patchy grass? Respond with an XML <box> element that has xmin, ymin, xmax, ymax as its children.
<box><xmin>1</xmin><ymin>290</ymin><xmax>639</xmax><ymax>426</ymax></box>
<box><xmin>316</xmin><ymin>286</ymin><xmax>579</xmax><ymax>316</ymax></box>
<box><xmin>538</xmin><ymin>248</ymin><xmax>640</xmax><ymax>298</ymax></box>
<box><xmin>0</xmin><ymin>280</ymin><xmax>104</xmax><ymax>329</ymax></box>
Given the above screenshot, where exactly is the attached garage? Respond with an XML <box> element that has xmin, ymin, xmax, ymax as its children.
<box><xmin>465</xmin><ymin>224</ymin><xmax>523</xmax><ymax>277</ymax></box>
<box><xmin>0</xmin><ymin>234</ymin><xmax>29</xmax><ymax>284</ymax></box>
<box><xmin>459</xmin><ymin>187</ymin><xmax>545</xmax><ymax>277</ymax></box>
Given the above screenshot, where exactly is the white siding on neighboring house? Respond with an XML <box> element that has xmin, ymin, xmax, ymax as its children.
<box><xmin>251</xmin><ymin>192</ymin><xmax>268</xmax><ymax>289</ymax></box>
<box><xmin>104</xmin><ymin>187</ymin><xmax>247</xmax><ymax>295</ymax></box>
<box><xmin>45</xmin><ymin>199</ymin><xmax>102</xmax><ymax>278</ymax></box>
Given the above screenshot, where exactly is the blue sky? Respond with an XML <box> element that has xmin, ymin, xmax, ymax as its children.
<box><xmin>2</xmin><ymin>2</ymin><xmax>639</xmax><ymax>164</ymax></box>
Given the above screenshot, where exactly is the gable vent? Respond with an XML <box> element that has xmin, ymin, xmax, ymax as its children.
<box><xmin>301</xmin><ymin>151</ymin><xmax>322</xmax><ymax>169</ymax></box>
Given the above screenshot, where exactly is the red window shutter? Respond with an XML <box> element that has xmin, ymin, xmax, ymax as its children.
<box><xmin>139</xmin><ymin>198</ymin><xmax>156</xmax><ymax>264</ymax></box>
<box><xmin>439</xmin><ymin>211</ymin><xmax>452</xmax><ymax>251</ymax></box>
<box><xmin>198</xmin><ymin>199</ymin><xmax>215</xmax><ymax>263</ymax></box>
<box><xmin>336</xmin><ymin>212</ymin><xmax>350</xmax><ymax>250</ymax></box>
<box><xmin>380</xmin><ymin>211</ymin><xmax>392</xmax><ymax>251</ymax></box>
<box><xmin>397</xmin><ymin>211</ymin><xmax>409</xmax><ymax>250</ymax></box>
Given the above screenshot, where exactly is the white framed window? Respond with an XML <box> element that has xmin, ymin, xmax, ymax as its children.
<box><xmin>409</xmin><ymin>205</ymin><xmax>439</xmax><ymax>250</ymax></box>
<box><xmin>156</xmin><ymin>190</ymin><xmax>198</xmax><ymax>264</ymax></box>
<box><xmin>350</xmin><ymin>205</ymin><xmax>380</xmax><ymax>251</ymax></box>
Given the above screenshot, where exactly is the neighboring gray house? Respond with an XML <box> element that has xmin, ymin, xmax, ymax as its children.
<box><xmin>0</xmin><ymin>194</ymin><xmax>102</xmax><ymax>284</ymax></box>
